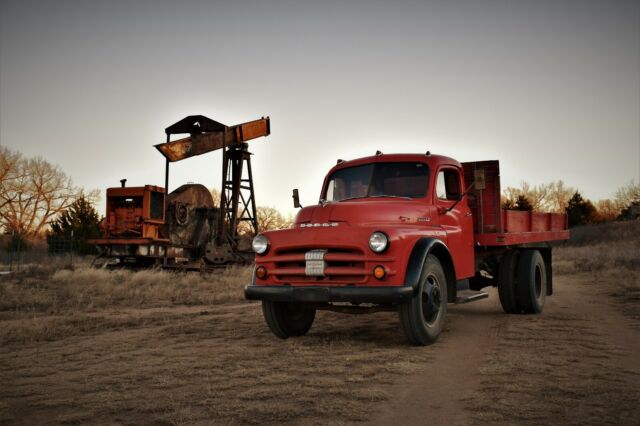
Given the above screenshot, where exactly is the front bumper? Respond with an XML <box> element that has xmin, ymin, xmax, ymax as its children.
<box><xmin>244</xmin><ymin>284</ymin><xmax>413</xmax><ymax>304</ymax></box>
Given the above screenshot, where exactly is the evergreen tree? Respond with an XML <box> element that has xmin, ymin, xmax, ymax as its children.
<box><xmin>514</xmin><ymin>195</ymin><xmax>533</xmax><ymax>211</ymax></box>
<box><xmin>565</xmin><ymin>192</ymin><xmax>597</xmax><ymax>227</ymax></box>
<box><xmin>48</xmin><ymin>196</ymin><xmax>102</xmax><ymax>254</ymax></box>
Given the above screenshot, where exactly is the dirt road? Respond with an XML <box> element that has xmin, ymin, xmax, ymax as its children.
<box><xmin>370</xmin><ymin>273</ymin><xmax>640</xmax><ymax>425</ymax></box>
<box><xmin>1</xmin><ymin>273</ymin><xmax>638</xmax><ymax>425</ymax></box>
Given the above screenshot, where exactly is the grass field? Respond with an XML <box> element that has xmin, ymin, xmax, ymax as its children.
<box><xmin>1</xmin><ymin>220</ymin><xmax>638</xmax><ymax>424</ymax></box>
<box><xmin>554</xmin><ymin>220</ymin><xmax>640</xmax><ymax>323</ymax></box>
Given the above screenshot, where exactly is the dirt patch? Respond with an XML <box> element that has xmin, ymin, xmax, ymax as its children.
<box><xmin>466</xmin><ymin>275</ymin><xmax>639</xmax><ymax>425</ymax></box>
<box><xmin>0</xmin><ymin>305</ymin><xmax>432</xmax><ymax>425</ymax></box>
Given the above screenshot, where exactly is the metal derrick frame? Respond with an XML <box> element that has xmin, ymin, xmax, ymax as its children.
<box><xmin>218</xmin><ymin>140</ymin><xmax>258</xmax><ymax>249</ymax></box>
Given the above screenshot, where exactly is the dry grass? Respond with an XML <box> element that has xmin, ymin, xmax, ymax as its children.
<box><xmin>0</xmin><ymin>265</ymin><xmax>252</xmax><ymax>314</ymax></box>
<box><xmin>0</xmin><ymin>265</ymin><xmax>252</xmax><ymax>345</ymax></box>
<box><xmin>562</xmin><ymin>220</ymin><xmax>640</xmax><ymax>246</ymax></box>
<box><xmin>555</xmin><ymin>221</ymin><xmax>640</xmax><ymax>322</ymax></box>
<box><xmin>468</xmin><ymin>305</ymin><xmax>639</xmax><ymax>425</ymax></box>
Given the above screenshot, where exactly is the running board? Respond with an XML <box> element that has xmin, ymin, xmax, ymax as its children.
<box><xmin>455</xmin><ymin>290</ymin><xmax>489</xmax><ymax>304</ymax></box>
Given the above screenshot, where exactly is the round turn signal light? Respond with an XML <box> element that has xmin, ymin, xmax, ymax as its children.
<box><xmin>255</xmin><ymin>266</ymin><xmax>268</xmax><ymax>280</ymax></box>
<box><xmin>373</xmin><ymin>265</ymin><xmax>386</xmax><ymax>280</ymax></box>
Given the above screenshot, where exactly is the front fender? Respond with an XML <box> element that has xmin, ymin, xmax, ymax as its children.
<box><xmin>405</xmin><ymin>238</ymin><xmax>457</xmax><ymax>302</ymax></box>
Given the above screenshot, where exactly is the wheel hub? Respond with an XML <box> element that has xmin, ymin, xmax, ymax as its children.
<box><xmin>422</xmin><ymin>275</ymin><xmax>442</xmax><ymax>325</ymax></box>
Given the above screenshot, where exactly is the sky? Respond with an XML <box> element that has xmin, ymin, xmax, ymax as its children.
<box><xmin>1</xmin><ymin>0</ymin><xmax>638</xmax><ymax>216</ymax></box>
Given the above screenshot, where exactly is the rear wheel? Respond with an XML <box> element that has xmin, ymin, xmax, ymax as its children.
<box><xmin>516</xmin><ymin>250</ymin><xmax>547</xmax><ymax>314</ymax></box>
<box><xmin>399</xmin><ymin>254</ymin><xmax>448</xmax><ymax>345</ymax></box>
<box><xmin>498</xmin><ymin>250</ymin><xmax>520</xmax><ymax>314</ymax></box>
<box><xmin>261</xmin><ymin>301</ymin><xmax>316</xmax><ymax>339</ymax></box>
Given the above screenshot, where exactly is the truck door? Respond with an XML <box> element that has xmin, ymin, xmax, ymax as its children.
<box><xmin>434</xmin><ymin>167</ymin><xmax>475</xmax><ymax>279</ymax></box>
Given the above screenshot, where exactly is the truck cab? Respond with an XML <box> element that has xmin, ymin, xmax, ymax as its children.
<box><xmin>245</xmin><ymin>152</ymin><xmax>569</xmax><ymax>345</ymax></box>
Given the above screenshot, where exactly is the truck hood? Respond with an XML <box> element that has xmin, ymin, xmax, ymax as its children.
<box><xmin>295</xmin><ymin>199</ymin><xmax>428</xmax><ymax>226</ymax></box>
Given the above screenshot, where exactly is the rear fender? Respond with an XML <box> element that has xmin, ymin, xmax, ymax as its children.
<box><xmin>405</xmin><ymin>238</ymin><xmax>457</xmax><ymax>303</ymax></box>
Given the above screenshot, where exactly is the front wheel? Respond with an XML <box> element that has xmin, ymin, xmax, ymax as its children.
<box><xmin>261</xmin><ymin>301</ymin><xmax>316</xmax><ymax>339</ymax></box>
<box><xmin>399</xmin><ymin>254</ymin><xmax>448</xmax><ymax>345</ymax></box>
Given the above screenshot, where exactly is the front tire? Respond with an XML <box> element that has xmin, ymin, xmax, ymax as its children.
<box><xmin>261</xmin><ymin>301</ymin><xmax>316</xmax><ymax>339</ymax></box>
<box><xmin>516</xmin><ymin>250</ymin><xmax>547</xmax><ymax>314</ymax></box>
<box><xmin>399</xmin><ymin>254</ymin><xmax>448</xmax><ymax>345</ymax></box>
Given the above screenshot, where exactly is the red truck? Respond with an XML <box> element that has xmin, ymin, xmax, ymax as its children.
<box><xmin>245</xmin><ymin>153</ymin><xmax>569</xmax><ymax>345</ymax></box>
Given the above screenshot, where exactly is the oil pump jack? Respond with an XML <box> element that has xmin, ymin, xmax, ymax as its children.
<box><xmin>90</xmin><ymin>115</ymin><xmax>270</xmax><ymax>269</ymax></box>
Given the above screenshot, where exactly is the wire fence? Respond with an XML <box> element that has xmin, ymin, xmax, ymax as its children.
<box><xmin>0</xmin><ymin>235</ymin><xmax>77</xmax><ymax>272</ymax></box>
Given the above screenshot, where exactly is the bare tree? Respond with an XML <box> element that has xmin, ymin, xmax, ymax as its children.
<box><xmin>503</xmin><ymin>181</ymin><xmax>547</xmax><ymax>212</ymax></box>
<box><xmin>503</xmin><ymin>180</ymin><xmax>575</xmax><ymax>213</ymax></box>
<box><xmin>542</xmin><ymin>180</ymin><xmax>576</xmax><ymax>213</ymax></box>
<box><xmin>210</xmin><ymin>188</ymin><xmax>221</xmax><ymax>206</ymax></box>
<box><xmin>236</xmin><ymin>206</ymin><xmax>293</xmax><ymax>235</ymax></box>
<box><xmin>614</xmin><ymin>181</ymin><xmax>640</xmax><ymax>209</ymax></box>
<box><xmin>257</xmin><ymin>206</ymin><xmax>293</xmax><ymax>231</ymax></box>
<box><xmin>0</xmin><ymin>146</ymin><xmax>22</xmax><ymax>211</ymax></box>
<box><xmin>595</xmin><ymin>199</ymin><xmax>620</xmax><ymax>222</ymax></box>
<box><xmin>0</xmin><ymin>147</ymin><xmax>98</xmax><ymax>236</ymax></box>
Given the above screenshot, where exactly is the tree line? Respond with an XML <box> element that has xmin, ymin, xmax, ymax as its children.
<box><xmin>501</xmin><ymin>179</ymin><xmax>640</xmax><ymax>227</ymax></box>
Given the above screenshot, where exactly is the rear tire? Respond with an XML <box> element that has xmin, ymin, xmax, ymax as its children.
<box><xmin>261</xmin><ymin>301</ymin><xmax>316</xmax><ymax>339</ymax></box>
<box><xmin>516</xmin><ymin>250</ymin><xmax>547</xmax><ymax>314</ymax></box>
<box><xmin>399</xmin><ymin>254</ymin><xmax>448</xmax><ymax>345</ymax></box>
<box><xmin>498</xmin><ymin>250</ymin><xmax>520</xmax><ymax>314</ymax></box>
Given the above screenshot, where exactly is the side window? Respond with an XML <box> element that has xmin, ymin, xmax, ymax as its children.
<box><xmin>436</xmin><ymin>169</ymin><xmax>461</xmax><ymax>201</ymax></box>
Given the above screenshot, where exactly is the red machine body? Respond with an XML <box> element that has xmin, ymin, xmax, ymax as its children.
<box><xmin>90</xmin><ymin>185</ymin><xmax>170</xmax><ymax>259</ymax></box>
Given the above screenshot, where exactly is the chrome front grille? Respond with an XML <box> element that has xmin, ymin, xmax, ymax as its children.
<box><xmin>304</xmin><ymin>249</ymin><xmax>327</xmax><ymax>277</ymax></box>
<box><xmin>271</xmin><ymin>247</ymin><xmax>367</xmax><ymax>284</ymax></box>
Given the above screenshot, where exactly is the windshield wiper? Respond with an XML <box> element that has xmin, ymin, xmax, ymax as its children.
<box><xmin>338</xmin><ymin>194</ymin><xmax>412</xmax><ymax>202</ymax></box>
<box><xmin>367</xmin><ymin>194</ymin><xmax>413</xmax><ymax>200</ymax></box>
<box><xmin>338</xmin><ymin>196</ymin><xmax>367</xmax><ymax>202</ymax></box>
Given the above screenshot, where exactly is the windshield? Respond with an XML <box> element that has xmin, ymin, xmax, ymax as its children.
<box><xmin>325</xmin><ymin>162</ymin><xmax>429</xmax><ymax>202</ymax></box>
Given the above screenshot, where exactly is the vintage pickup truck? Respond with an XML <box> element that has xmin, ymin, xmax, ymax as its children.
<box><xmin>245</xmin><ymin>152</ymin><xmax>569</xmax><ymax>345</ymax></box>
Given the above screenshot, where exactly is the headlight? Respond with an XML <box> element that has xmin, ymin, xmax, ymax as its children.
<box><xmin>369</xmin><ymin>231</ymin><xmax>389</xmax><ymax>253</ymax></box>
<box><xmin>252</xmin><ymin>234</ymin><xmax>269</xmax><ymax>254</ymax></box>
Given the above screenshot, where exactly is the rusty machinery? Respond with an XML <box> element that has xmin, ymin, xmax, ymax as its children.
<box><xmin>90</xmin><ymin>115</ymin><xmax>270</xmax><ymax>269</ymax></box>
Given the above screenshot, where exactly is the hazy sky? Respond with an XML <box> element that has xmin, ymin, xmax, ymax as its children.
<box><xmin>1</xmin><ymin>0</ymin><xmax>638</xmax><ymax>215</ymax></box>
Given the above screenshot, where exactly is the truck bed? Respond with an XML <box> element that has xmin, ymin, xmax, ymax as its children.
<box><xmin>461</xmin><ymin>160</ymin><xmax>569</xmax><ymax>247</ymax></box>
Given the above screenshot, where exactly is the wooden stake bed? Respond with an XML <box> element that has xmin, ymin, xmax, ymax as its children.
<box><xmin>462</xmin><ymin>160</ymin><xmax>569</xmax><ymax>247</ymax></box>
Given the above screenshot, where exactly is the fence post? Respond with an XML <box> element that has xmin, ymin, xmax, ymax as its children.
<box><xmin>9</xmin><ymin>230</ymin><xmax>14</xmax><ymax>272</ymax></box>
<box><xmin>17</xmin><ymin>232</ymin><xmax>21</xmax><ymax>272</ymax></box>
<box><xmin>70</xmin><ymin>230</ymin><xmax>74</xmax><ymax>267</ymax></box>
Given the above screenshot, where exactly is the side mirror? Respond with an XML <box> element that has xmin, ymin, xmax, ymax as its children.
<box><xmin>292</xmin><ymin>188</ymin><xmax>302</xmax><ymax>209</ymax></box>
